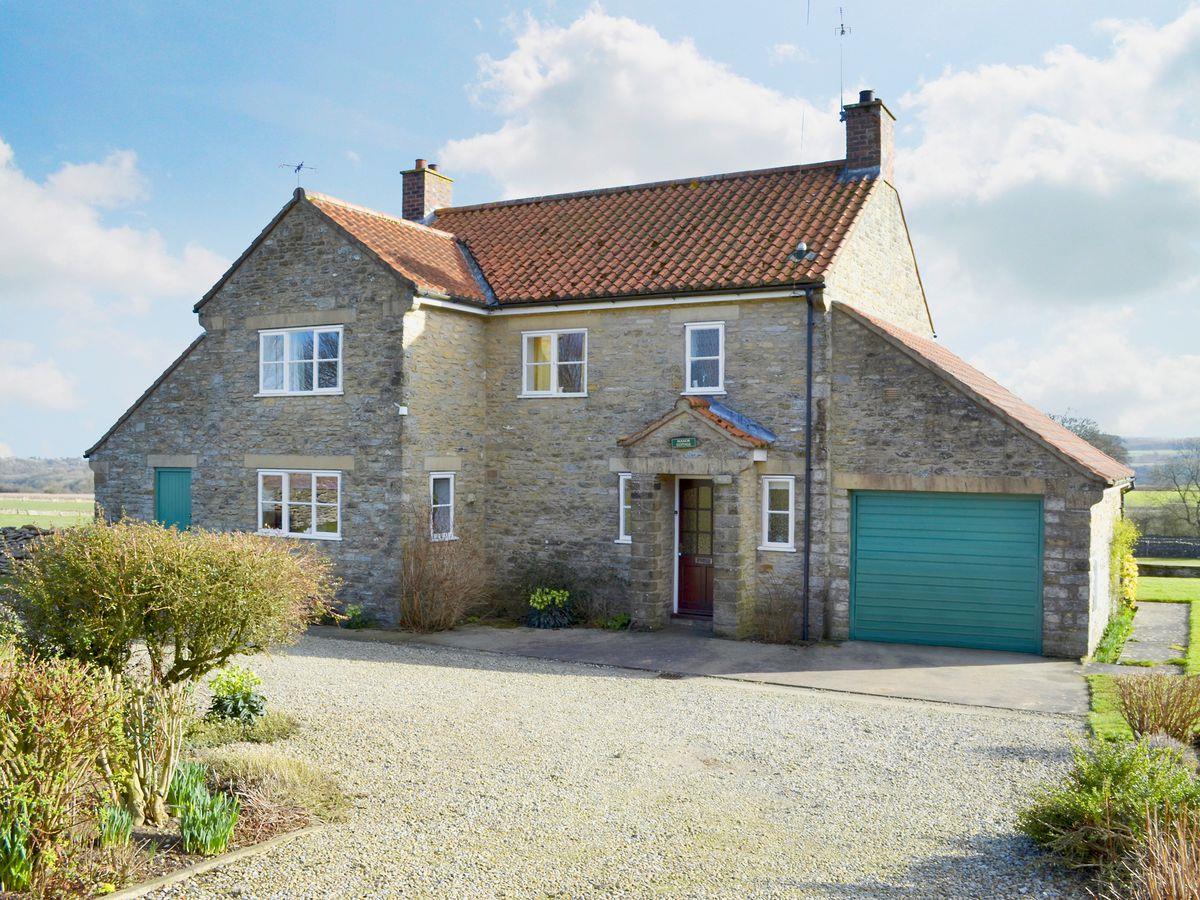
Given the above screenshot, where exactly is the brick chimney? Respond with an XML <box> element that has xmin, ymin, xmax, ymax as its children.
<box><xmin>400</xmin><ymin>158</ymin><xmax>453</xmax><ymax>221</ymax></box>
<box><xmin>842</xmin><ymin>90</ymin><xmax>895</xmax><ymax>182</ymax></box>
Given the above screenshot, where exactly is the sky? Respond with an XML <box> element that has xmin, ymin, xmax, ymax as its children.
<box><xmin>1</xmin><ymin>1</ymin><xmax>1198</xmax><ymax>458</ymax></box>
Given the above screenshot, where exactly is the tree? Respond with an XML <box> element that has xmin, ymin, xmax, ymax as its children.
<box><xmin>1151</xmin><ymin>439</ymin><xmax>1200</xmax><ymax>538</ymax></box>
<box><xmin>9</xmin><ymin>521</ymin><xmax>335</xmax><ymax>824</ymax></box>
<box><xmin>1051</xmin><ymin>413</ymin><xmax>1129</xmax><ymax>464</ymax></box>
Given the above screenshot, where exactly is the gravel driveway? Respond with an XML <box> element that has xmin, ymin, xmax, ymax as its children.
<box><xmin>155</xmin><ymin>635</ymin><xmax>1089</xmax><ymax>899</ymax></box>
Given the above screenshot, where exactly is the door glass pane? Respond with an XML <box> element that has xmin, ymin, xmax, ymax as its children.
<box><xmin>287</xmin><ymin>504</ymin><xmax>312</xmax><ymax>534</ymax></box>
<box><xmin>698</xmin><ymin>484</ymin><xmax>712</xmax><ymax>507</ymax></box>
<box><xmin>289</xmin><ymin>475</ymin><xmax>313</xmax><ymax>504</ymax></box>
<box><xmin>288</xmin><ymin>330</ymin><xmax>314</xmax><ymax>362</ymax></box>
<box><xmin>318</xmin><ymin>361</ymin><xmax>339</xmax><ymax>389</ymax></box>
<box><xmin>431</xmin><ymin>505</ymin><xmax>451</xmax><ymax>536</ymax></box>
<box><xmin>315</xmin><ymin>505</ymin><xmax>338</xmax><ymax>533</ymax></box>
<box><xmin>681</xmin><ymin>532</ymin><xmax>697</xmax><ymax>554</ymax></box>
<box><xmin>260</xmin><ymin>503</ymin><xmax>283</xmax><ymax>531</ymax></box>
<box><xmin>689</xmin><ymin>358</ymin><xmax>719</xmax><ymax>389</ymax></box>
<box><xmin>558</xmin><ymin>362</ymin><xmax>583</xmax><ymax>393</ymax></box>
<box><xmin>768</xmin><ymin>512</ymin><xmax>790</xmax><ymax>544</ymax></box>
<box><xmin>527</xmin><ymin>335</ymin><xmax>551</xmax><ymax>363</ymax></box>
<box><xmin>261</xmin><ymin>362</ymin><xmax>284</xmax><ymax>391</ymax></box>
<box><xmin>698</xmin><ymin>510</ymin><xmax>712</xmax><ymax>532</ymax></box>
<box><xmin>621</xmin><ymin>477</ymin><xmax>632</xmax><ymax>508</ymax></box>
<box><xmin>526</xmin><ymin>363</ymin><xmax>551</xmax><ymax>392</ymax></box>
<box><xmin>689</xmin><ymin>327</ymin><xmax>720</xmax><ymax>357</ymax></box>
<box><xmin>315</xmin><ymin>476</ymin><xmax>338</xmax><ymax>504</ymax></box>
<box><xmin>697</xmin><ymin>534</ymin><xmax>712</xmax><ymax>555</ymax></box>
<box><xmin>431</xmin><ymin>477</ymin><xmax>451</xmax><ymax>506</ymax></box>
<box><xmin>557</xmin><ymin>331</ymin><xmax>584</xmax><ymax>363</ymax></box>
<box><xmin>682</xmin><ymin>509</ymin><xmax>697</xmax><ymax>532</ymax></box>
<box><xmin>261</xmin><ymin>334</ymin><xmax>284</xmax><ymax>362</ymax></box>
<box><xmin>768</xmin><ymin>484</ymin><xmax>791</xmax><ymax>512</ymax></box>
<box><xmin>317</xmin><ymin>331</ymin><xmax>340</xmax><ymax>359</ymax></box>
<box><xmin>261</xmin><ymin>474</ymin><xmax>283</xmax><ymax>502</ymax></box>
<box><xmin>288</xmin><ymin>361</ymin><xmax>313</xmax><ymax>392</ymax></box>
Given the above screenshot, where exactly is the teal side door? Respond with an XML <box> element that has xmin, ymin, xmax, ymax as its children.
<box><xmin>154</xmin><ymin>468</ymin><xmax>192</xmax><ymax>530</ymax></box>
<box><xmin>850</xmin><ymin>492</ymin><xmax>1043</xmax><ymax>654</ymax></box>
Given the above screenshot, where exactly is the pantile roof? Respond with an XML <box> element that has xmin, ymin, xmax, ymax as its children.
<box><xmin>839</xmin><ymin>305</ymin><xmax>1134</xmax><ymax>484</ymax></box>
<box><xmin>431</xmin><ymin>161</ymin><xmax>874</xmax><ymax>305</ymax></box>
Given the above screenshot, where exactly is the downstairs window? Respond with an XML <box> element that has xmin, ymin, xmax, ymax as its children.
<box><xmin>258</xmin><ymin>470</ymin><xmax>341</xmax><ymax>540</ymax></box>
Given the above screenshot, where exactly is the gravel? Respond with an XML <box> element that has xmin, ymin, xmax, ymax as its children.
<box><xmin>153</xmin><ymin>634</ymin><xmax>1091</xmax><ymax>899</ymax></box>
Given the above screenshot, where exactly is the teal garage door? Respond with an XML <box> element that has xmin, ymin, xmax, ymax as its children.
<box><xmin>154</xmin><ymin>467</ymin><xmax>192</xmax><ymax>530</ymax></box>
<box><xmin>850</xmin><ymin>492</ymin><xmax>1043</xmax><ymax>653</ymax></box>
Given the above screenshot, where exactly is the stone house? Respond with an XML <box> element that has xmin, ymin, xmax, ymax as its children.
<box><xmin>86</xmin><ymin>91</ymin><xmax>1132</xmax><ymax>658</ymax></box>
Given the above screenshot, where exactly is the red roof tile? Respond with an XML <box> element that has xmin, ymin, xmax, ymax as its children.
<box><xmin>432</xmin><ymin>161</ymin><xmax>874</xmax><ymax>304</ymax></box>
<box><xmin>684</xmin><ymin>397</ymin><xmax>774</xmax><ymax>448</ymax></box>
<box><xmin>306</xmin><ymin>193</ymin><xmax>486</xmax><ymax>303</ymax></box>
<box><xmin>839</xmin><ymin>305</ymin><xmax>1134</xmax><ymax>484</ymax></box>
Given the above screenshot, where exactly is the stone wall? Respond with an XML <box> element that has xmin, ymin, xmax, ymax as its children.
<box><xmin>89</xmin><ymin>200</ymin><xmax>411</xmax><ymax>617</ymax></box>
<box><xmin>827</xmin><ymin>310</ymin><xmax>1113</xmax><ymax>658</ymax></box>
<box><xmin>1088</xmin><ymin>486</ymin><xmax>1124</xmax><ymax>650</ymax></box>
<box><xmin>822</xmin><ymin>184</ymin><xmax>932</xmax><ymax>336</ymax></box>
<box><xmin>0</xmin><ymin>526</ymin><xmax>51</xmax><ymax>578</ymax></box>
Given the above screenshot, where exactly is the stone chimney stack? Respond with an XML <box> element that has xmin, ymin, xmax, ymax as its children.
<box><xmin>842</xmin><ymin>90</ymin><xmax>895</xmax><ymax>182</ymax></box>
<box><xmin>401</xmin><ymin>158</ymin><xmax>453</xmax><ymax>222</ymax></box>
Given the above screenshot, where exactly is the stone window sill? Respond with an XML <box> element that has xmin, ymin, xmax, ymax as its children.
<box><xmin>757</xmin><ymin>544</ymin><xmax>796</xmax><ymax>553</ymax></box>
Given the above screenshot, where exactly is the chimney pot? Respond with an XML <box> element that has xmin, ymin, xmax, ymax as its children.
<box><xmin>414</xmin><ymin>158</ymin><xmax>427</xmax><ymax>169</ymax></box>
<box><xmin>858</xmin><ymin>89</ymin><xmax>874</xmax><ymax>104</ymax></box>
<box><xmin>428</xmin><ymin>163</ymin><xmax>439</xmax><ymax>172</ymax></box>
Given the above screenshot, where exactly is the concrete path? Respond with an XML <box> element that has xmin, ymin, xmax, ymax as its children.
<box><xmin>311</xmin><ymin>624</ymin><xmax>1087</xmax><ymax>716</ymax></box>
<box><xmin>1119</xmin><ymin>601</ymin><xmax>1190</xmax><ymax>669</ymax></box>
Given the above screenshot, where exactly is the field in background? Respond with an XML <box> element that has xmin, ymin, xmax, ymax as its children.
<box><xmin>0</xmin><ymin>493</ymin><xmax>94</xmax><ymax>528</ymax></box>
<box><xmin>1125</xmin><ymin>490</ymin><xmax>1179</xmax><ymax>508</ymax></box>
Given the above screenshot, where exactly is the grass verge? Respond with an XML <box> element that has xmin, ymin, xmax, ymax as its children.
<box><xmin>187</xmin><ymin>710</ymin><xmax>300</xmax><ymax>748</ymax></box>
<box><xmin>1086</xmin><ymin>674</ymin><xmax>1134</xmax><ymax>741</ymax></box>
<box><xmin>1138</xmin><ymin>576</ymin><xmax>1200</xmax><ymax>603</ymax></box>
<box><xmin>1093</xmin><ymin>605</ymin><xmax>1136</xmax><ymax>664</ymax></box>
<box><xmin>1188</xmin><ymin>600</ymin><xmax>1200</xmax><ymax>676</ymax></box>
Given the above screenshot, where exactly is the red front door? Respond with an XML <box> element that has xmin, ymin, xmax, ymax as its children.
<box><xmin>677</xmin><ymin>478</ymin><xmax>715</xmax><ymax>617</ymax></box>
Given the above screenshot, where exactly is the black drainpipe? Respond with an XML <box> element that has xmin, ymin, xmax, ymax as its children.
<box><xmin>801</xmin><ymin>290</ymin><xmax>816</xmax><ymax>641</ymax></box>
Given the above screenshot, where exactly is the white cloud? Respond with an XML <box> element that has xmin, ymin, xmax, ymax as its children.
<box><xmin>345</xmin><ymin>149</ymin><xmax>361</xmax><ymax>166</ymax></box>
<box><xmin>770</xmin><ymin>43</ymin><xmax>812</xmax><ymax>64</ymax></box>
<box><xmin>0</xmin><ymin>340</ymin><xmax>79</xmax><ymax>412</ymax></box>
<box><xmin>0</xmin><ymin>138</ymin><xmax>225</xmax><ymax>314</ymax></box>
<box><xmin>440</xmin><ymin>9</ymin><xmax>841</xmax><ymax>197</ymax></box>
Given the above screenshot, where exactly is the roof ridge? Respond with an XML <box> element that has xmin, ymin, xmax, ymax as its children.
<box><xmin>303</xmin><ymin>190</ymin><xmax>459</xmax><ymax>238</ymax></box>
<box><xmin>435</xmin><ymin>159</ymin><xmax>849</xmax><ymax>215</ymax></box>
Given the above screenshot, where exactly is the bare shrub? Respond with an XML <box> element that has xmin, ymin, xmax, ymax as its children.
<box><xmin>1116</xmin><ymin>675</ymin><xmax>1200</xmax><ymax>742</ymax></box>
<box><xmin>198</xmin><ymin>745</ymin><xmax>347</xmax><ymax>823</ymax></box>
<box><xmin>396</xmin><ymin>506</ymin><xmax>489</xmax><ymax>632</ymax></box>
<box><xmin>1109</xmin><ymin>806</ymin><xmax>1200</xmax><ymax>900</ymax></box>
<box><xmin>755</xmin><ymin>569</ymin><xmax>798</xmax><ymax>643</ymax></box>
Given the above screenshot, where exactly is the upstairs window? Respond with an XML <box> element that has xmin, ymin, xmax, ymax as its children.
<box><xmin>259</xmin><ymin>326</ymin><xmax>342</xmax><ymax>395</ymax></box>
<box><xmin>522</xmin><ymin>329</ymin><xmax>587</xmax><ymax>397</ymax></box>
<box><xmin>684</xmin><ymin>322</ymin><xmax>724</xmax><ymax>394</ymax></box>
<box><xmin>258</xmin><ymin>470</ymin><xmax>341</xmax><ymax>540</ymax></box>
<box><xmin>430</xmin><ymin>473</ymin><xmax>456</xmax><ymax>540</ymax></box>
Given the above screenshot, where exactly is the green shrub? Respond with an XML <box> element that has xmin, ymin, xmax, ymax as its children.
<box><xmin>8</xmin><ymin>521</ymin><xmax>335</xmax><ymax>825</ymax></box>
<box><xmin>526</xmin><ymin>587</ymin><xmax>573</xmax><ymax>629</ymax></box>
<box><xmin>1019</xmin><ymin>739</ymin><xmax>1200</xmax><ymax>867</ymax></box>
<box><xmin>0</xmin><ymin>797</ymin><xmax>33</xmax><ymax>893</ymax></box>
<box><xmin>187</xmin><ymin>710</ymin><xmax>299</xmax><ymax>748</ymax></box>
<box><xmin>0</xmin><ymin>645</ymin><xmax>127</xmax><ymax>888</ymax></box>
<box><xmin>1112</xmin><ymin>517</ymin><xmax>1141</xmax><ymax>611</ymax></box>
<box><xmin>168</xmin><ymin>761</ymin><xmax>209</xmax><ymax>817</ymax></box>
<box><xmin>341</xmin><ymin>603</ymin><xmax>377</xmax><ymax>630</ymax></box>
<box><xmin>179</xmin><ymin>790</ymin><xmax>238</xmax><ymax>856</ymax></box>
<box><xmin>198</xmin><ymin>746</ymin><xmax>347</xmax><ymax>821</ymax></box>
<box><xmin>0</xmin><ymin>600</ymin><xmax>23</xmax><ymax>648</ymax></box>
<box><xmin>97</xmin><ymin>804</ymin><xmax>133</xmax><ymax>849</ymax></box>
<box><xmin>602</xmin><ymin>613</ymin><xmax>631</xmax><ymax>631</ymax></box>
<box><xmin>208</xmin><ymin>665</ymin><xmax>265</xmax><ymax>724</ymax></box>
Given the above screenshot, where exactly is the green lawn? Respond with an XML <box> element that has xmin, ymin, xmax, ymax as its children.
<box><xmin>0</xmin><ymin>494</ymin><xmax>93</xmax><ymax>529</ymax></box>
<box><xmin>1137</xmin><ymin>576</ymin><xmax>1200</xmax><ymax>603</ymax></box>
<box><xmin>1124</xmin><ymin>489</ymin><xmax>1186</xmax><ymax>508</ymax></box>
<box><xmin>1137</xmin><ymin>557</ymin><xmax>1200</xmax><ymax>567</ymax></box>
<box><xmin>1086</xmin><ymin>674</ymin><xmax>1134</xmax><ymax>741</ymax></box>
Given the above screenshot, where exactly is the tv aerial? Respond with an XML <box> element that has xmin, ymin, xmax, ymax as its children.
<box><xmin>278</xmin><ymin>162</ymin><xmax>316</xmax><ymax>187</ymax></box>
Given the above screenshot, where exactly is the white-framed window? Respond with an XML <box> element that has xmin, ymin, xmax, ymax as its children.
<box><xmin>257</xmin><ymin>470</ymin><xmax>341</xmax><ymax>540</ymax></box>
<box><xmin>759</xmin><ymin>475</ymin><xmax>795</xmax><ymax>551</ymax></box>
<box><xmin>521</xmin><ymin>329</ymin><xmax>587</xmax><ymax>397</ymax></box>
<box><xmin>258</xmin><ymin>326</ymin><xmax>343</xmax><ymax>395</ymax></box>
<box><xmin>683</xmin><ymin>322</ymin><xmax>724</xmax><ymax>394</ymax></box>
<box><xmin>429</xmin><ymin>472</ymin><xmax>456</xmax><ymax>541</ymax></box>
<box><xmin>616</xmin><ymin>473</ymin><xmax>632</xmax><ymax>543</ymax></box>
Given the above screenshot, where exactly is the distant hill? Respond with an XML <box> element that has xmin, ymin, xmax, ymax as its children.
<box><xmin>0</xmin><ymin>457</ymin><xmax>93</xmax><ymax>494</ymax></box>
<box><xmin>1121</xmin><ymin>437</ymin><xmax>1199</xmax><ymax>487</ymax></box>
